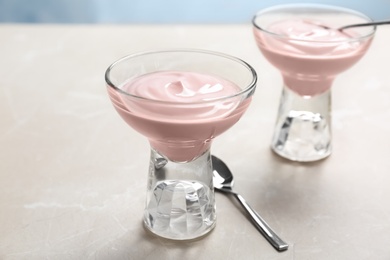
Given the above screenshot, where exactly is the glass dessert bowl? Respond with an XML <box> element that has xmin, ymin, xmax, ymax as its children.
<box><xmin>253</xmin><ymin>4</ymin><xmax>375</xmax><ymax>162</ymax></box>
<box><xmin>105</xmin><ymin>49</ymin><xmax>257</xmax><ymax>240</ymax></box>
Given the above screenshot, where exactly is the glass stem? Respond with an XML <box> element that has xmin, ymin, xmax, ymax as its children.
<box><xmin>143</xmin><ymin>148</ymin><xmax>216</xmax><ymax>240</ymax></box>
<box><xmin>271</xmin><ymin>85</ymin><xmax>332</xmax><ymax>162</ymax></box>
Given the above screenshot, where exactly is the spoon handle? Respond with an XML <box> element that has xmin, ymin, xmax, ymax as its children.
<box><xmin>233</xmin><ymin>193</ymin><xmax>288</xmax><ymax>252</ymax></box>
<box><xmin>340</xmin><ymin>20</ymin><xmax>390</xmax><ymax>30</ymax></box>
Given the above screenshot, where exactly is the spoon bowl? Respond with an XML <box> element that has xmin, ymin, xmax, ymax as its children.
<box><xmin>212</xmin><ymin>155</ymin><xmax>288</xmax><ymax>252</ymax></box>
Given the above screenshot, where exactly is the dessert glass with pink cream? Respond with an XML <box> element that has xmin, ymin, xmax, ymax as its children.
<box><xmin>253</xmin><ymin>4</ymin><xmax>375</xmax><ymax>162</ymax></box>
<box><xmin>105</xmin><ymin>50</ymin><xmax>257</xmax><ymax>240</ymax></box>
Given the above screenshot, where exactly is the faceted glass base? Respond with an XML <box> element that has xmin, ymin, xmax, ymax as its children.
<box><xmin>143</xmin><ymin>149</ymin><xmax>216</xmax><ymax>240</ymax></box>
<box><xmin>271</xmin><ymin>86</ymin><xmax>332</xmax><ymax>162</ymax></box>
<box><xmin>272</xmin><ymin>110</ymin><xmax>331</xmax><ymax>162</ymax></box>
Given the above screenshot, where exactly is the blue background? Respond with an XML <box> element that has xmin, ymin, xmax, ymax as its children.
<box><xmin>0</xmin><ymin>0</ymin><xmax>389</xmax><ymax>23</ymax></box>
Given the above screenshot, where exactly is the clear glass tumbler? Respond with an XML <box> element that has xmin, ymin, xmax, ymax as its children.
<box><xmin>252</xmin><ymin>4</ymin><xmax>375</xmax><ymax>162</ymax></box>
<box><xmin>105</xmin><ymin>50</ymin><xmax>257</xmax><ymax>240</ymax></box>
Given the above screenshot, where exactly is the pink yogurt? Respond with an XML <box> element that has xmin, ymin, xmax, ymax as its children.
<box><xmin>254</xmin><ymin>19</ymin><xmax>373</xmax><ymax>96</ymax></box>
<box><xmin>107</xmin><ymin>71</ymin><xmax>251</xmax><ymax>162</ymax></box>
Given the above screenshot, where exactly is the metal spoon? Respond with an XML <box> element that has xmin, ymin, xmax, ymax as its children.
<box><xmin>339</xmin><ymin>19</ymin><xmax>390</xmax><ymax>31</ymax></box>
<box><xmin>212</xmin><ymin>155</ymin><xmax>288</xmax><ymax>252</ymax></box>
<box><xmin>304</xmin><ymin>19</ymin><xmax>390</xmax><ymax>31</ymax></box>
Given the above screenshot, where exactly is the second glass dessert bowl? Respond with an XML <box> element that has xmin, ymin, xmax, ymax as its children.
<box><xmin>253</xmin><ymin>4</ymin><xmax>375</xmax><ymax>162</ymax></box>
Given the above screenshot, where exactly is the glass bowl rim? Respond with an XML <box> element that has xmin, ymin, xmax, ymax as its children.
<box><xmin>105</xmin><ymin>49</ymin><xmax>257</xmax><ymax>105</ymax></box>
<box><xmin>252</xmin><ymin>3</ymin><xmax>376</xmax><ymax>43</ymax></box>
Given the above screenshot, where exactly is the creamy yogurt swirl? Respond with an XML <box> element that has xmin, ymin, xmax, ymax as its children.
<box><xmin>123</xmin><ymin>71</ymin><xmax>239</xmax><ymax>103</ymax></box>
